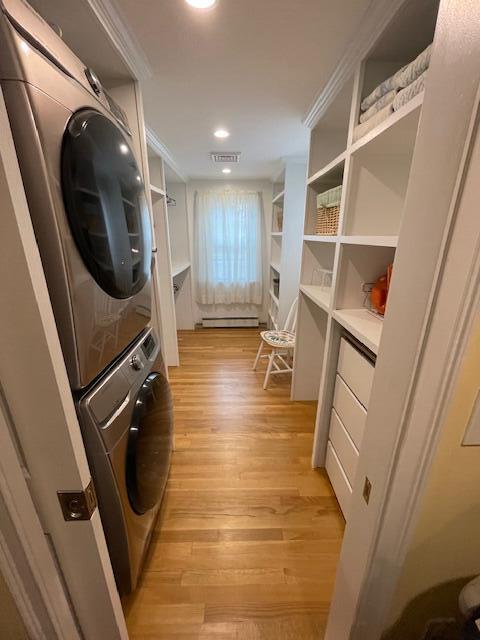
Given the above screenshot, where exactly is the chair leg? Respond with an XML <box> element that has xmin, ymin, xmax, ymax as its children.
<box><xmin>263</xmin><ymin>350</ymin><xmax>275</xmax><ymax>390</ymax></box>
<box><xmin>253</xmin><ymin>340</ymin><xmax>264</xmax><ymax>371</ymax></box>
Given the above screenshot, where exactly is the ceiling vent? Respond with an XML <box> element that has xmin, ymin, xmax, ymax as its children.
<box><xmin>210</xmin><ymin>152</ymin><xmax>241</xmax><ymax>163</ymax></box>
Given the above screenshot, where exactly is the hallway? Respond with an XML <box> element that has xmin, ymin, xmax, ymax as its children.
<box><xmin>124</xmin><ymin>328</ymin><xmax>344</xmax><ymax>639</ymax></box>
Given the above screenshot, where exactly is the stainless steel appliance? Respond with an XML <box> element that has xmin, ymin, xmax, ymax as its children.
<box><xmin>77</xmin><ymin>328</ymin><xmax>173</xmax><ymax>595</ymax></box>
<box><xmin>0</xmin><ymin>0</ymin><xmax>153</xmax><ymax>388</ymax></box>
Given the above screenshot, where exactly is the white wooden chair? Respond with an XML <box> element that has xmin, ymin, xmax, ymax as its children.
<box><xmin>253</xmin><ymin>297</ymin><xmax>298</xmax><ymax>389</ymax></box>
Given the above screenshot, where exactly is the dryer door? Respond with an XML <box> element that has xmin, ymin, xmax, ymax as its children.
<box><xmin>126</xmin><ymin>372</ymin><xmax>173</xmax><ymax>515</ymax></box>
<box><xmin>61</xmin><ymin>109</ymin><xmax>152</xmax><ymax>299</ymax></box>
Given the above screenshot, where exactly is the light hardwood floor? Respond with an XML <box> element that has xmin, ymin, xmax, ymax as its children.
<box><xmin>124</xmin><ymin>328</ymin><xmax>344</xmax><ymax>639</ymax></box>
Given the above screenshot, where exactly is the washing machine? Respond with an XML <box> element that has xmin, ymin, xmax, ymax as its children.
<box><xmin>77</xmin><ymin>327</ymin><xmax>173</xmax><ymax>595</ymax></box>
<box><xmin>0</xmin><ymin>0</ymin><xmax>153</xmax><ymax>389</ymax></box>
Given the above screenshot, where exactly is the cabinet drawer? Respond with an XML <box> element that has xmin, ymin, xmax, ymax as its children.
<box><xmin>333</xmin><ymin>374</ymin><xmax>367</xmax><ymax>450</ymax></box>
<box><xmin>326</xmin><ymin>441</ymin><xmax>352</xmax><ymax>519</ymax></box>
<box><xmin>329</xmin><ymin>409</ymin><xmax>359</xmax><ymax>486</ymax></box>
<box><xmin>337</xmin><ymin>338</ymin><xmax>374</xmax><ymax>409</ymax></box>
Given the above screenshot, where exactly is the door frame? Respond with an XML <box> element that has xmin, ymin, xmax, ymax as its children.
<box><xmin>0</xmin><ymin>87</ymin><xmax>127</xmax><ymax>638</ymax></box>
<box><xmin>325</xmin><ymin>0</ymin><xmax>480</xmax><ymax>637</ymax></box>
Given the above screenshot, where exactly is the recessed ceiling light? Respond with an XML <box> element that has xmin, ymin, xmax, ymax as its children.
<box><xmin>214</xmin><ymin>128</ymin><xmax>230</xmax><ymax>139</ymax></box>
<box><xmin>222</xmin><ymin>168</ymin><xmax>231</xmax><ymax>174</ymax></box>
<box><xmin>119</xmin><ymin>143</ymin><xmax>129</xmax><ymax>155</ymax></box>
<box><xmin>186</xmin><ymin>0</ymin><xmax>217</xmax><ymax>8</ymax></box>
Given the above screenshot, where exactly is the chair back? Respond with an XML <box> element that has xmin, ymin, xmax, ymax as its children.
<box><xmin>283</xmin><ymin>297</ymin><xmax>298</xmax><ymax>334</ymax></box>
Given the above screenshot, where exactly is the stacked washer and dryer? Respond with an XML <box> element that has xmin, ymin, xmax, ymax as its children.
<box><xmin>0</xmin><ymin>0</ymin><xmax>173</xmax><ymax>595</ymax></box>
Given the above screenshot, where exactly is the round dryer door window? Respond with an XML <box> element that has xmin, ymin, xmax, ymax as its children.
<box><xmin>61</xmin><ymin>109</ymin><xmax>152</xmax><ymax>299</ymax></box>
<box><xmin>126</xmin><ymin>372</ymin><xmax>174</xmax><ymax>515</ymax></box>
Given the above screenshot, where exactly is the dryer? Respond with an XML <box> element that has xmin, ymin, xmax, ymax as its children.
<box><xmin>0</xmin><ymin>0</ymin><xmax>153</xmax><ymax>388</ymax></box>
<box><xmin>77</xmin><ymin>328</ymin><xmax>173</xmax><ymax>595</ymax></box>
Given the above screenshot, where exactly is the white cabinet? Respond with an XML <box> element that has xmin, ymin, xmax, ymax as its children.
<box><xmin>329</xmin><ymin>409</ymin><xmax>359</xmax><ymax>486</ymax></box>
<box><xmin>332</xmin><ymin>374</ymin><xmax>367</xmax><ymax>451</ymax></box>
<box><xmin>326</xmin><ymin>442</ymin><xmax>352</xmax><ymax>519</ymax></box>
<box><xmin>326</xmin><ymin>337</ymin><xmax>374</xmax><ymax>518</ymax></box>
<box><xmin>337</xmin><ymin>338</ymin><xmax>374</xmax><ymax>409</ymax></box>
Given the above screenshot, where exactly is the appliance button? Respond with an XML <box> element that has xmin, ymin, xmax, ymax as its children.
<box><xmin>130</xmin><ymin>355</ymin><xmax>143</xmax><ymax>371</ymax></box>
<box><xmin>84</xmin><ymin>67</ymin><xmax>102</xmax><ymax>95</ymax></box>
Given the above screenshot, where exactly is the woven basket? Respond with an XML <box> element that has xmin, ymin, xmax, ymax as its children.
<box><xmin>315</xmin><ymin>204</ymin><xmax>340</xmax><ymax>235</ymax></box>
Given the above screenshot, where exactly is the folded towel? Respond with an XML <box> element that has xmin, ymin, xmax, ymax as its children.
<box><xmin>353</xmin><ymin>103</ymin><xmax>394</xmax><ymax>142</ymax></box>
<box><xmin>317</xmin><ymin>185</ymin><xmax>342</xmax><ymax>209</ymax></box>
<box><xmin>359</xmin><ymin>89</ymin><xmax>397</xmax><ymax>123</ymax></box>
<box><xmin>393</xmin><ymin>70</ymin><xmax>427</xmax><ymax>111</ymax></box>
<box><xmin>360</xmin><ymin>67</ymin><xmax>405</xmax><ymax>112</ymax></box>
<box><xmin>397</xmin><ymin>44</ymin><xmax>432</xmax><ymax>88</ymax></box>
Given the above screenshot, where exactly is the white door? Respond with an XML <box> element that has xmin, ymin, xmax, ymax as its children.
<box><xmin>0</xmin><ymin>88</ymin><xmax>128</xmax><ymax>638</ymax></box>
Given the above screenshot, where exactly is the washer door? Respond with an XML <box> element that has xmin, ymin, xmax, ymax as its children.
<box><xmin>126</xmin><ymin>372</ymin><xmax>173</xmax><ymax>515</ymax></box>
<box><xmin>61</xmin><ymin>109</ymin><xmax>152</xmax><ymax>299</ymax></box>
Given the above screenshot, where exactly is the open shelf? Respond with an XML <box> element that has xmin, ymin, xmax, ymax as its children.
<box><xmin>340</xmin><ymin>235</ymin><xmax>398</xmax><ymax>247</ymax></box>
<box><xmin>351</xmin><ymin>92</ymin><xmax>423</xmax><ymax>155</ymax></box>
<box><xmin>299</xmin><ymin>284</ymin><xmax>331</xmax><ymax>313</ymax></box>
<box><xmin>305</xmin><ymin>160</ymin><xmax>345</xmax><ymax>237</ymax></box>
<box><xmin>171</xmin><ymin>262</ymin><xmax>190</xmax><ymax>279</ymax></box>
<box><xmin>344</xmin><ymin>98</ymin><xmax>421</xmax><ymax>238</ymax></box>
<box><xmin>271</xmin><ymin>231</ymin><xmax>283</xmax><ymax>238</ymax></box>
<box><xmin>300</xmin><ymin>240</ymin><xmax>336</xmax><ymax>290</ymax></box>
<box><xmin>150</xmin><ymin>184</ymin><xmax>166</xmax><ymax>201</ymax></box>
<box><xmin>336</xmin><ymin>244</ymin><xmax>395</xmax><ymax>306</ymax></box>
<box><xmin>304</xmin><ymin>234</ymin><xmax>337</xmax><ymax>243</ymax></box>
<box><xmin>272</xmin><ymin>190</ymin><xmax>285</xmax><ymax>205</ymax></box>
<box><xmin>308</xmin><ymin>75</ymin><xmax>353</xmax><ymax>177</ymax></box>
<box><xmin>332</xmin><ymin>309</ymin><xmax>383</xmax><ymax>355</ymax></box>
<box><xmin>307</xmin><ymin>151</ymin><xmax>346</xmax><ymax>187</ymax></box>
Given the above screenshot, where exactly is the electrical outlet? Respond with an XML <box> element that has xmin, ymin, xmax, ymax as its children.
<box><xmin>363</xmin><ymin>477</ymin><xmax>372</xmax><ymax>504</ymax></box>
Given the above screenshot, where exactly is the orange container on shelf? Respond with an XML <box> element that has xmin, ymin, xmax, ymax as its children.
<box><xmin>370</xmin><ymin>263</ymin><xmax>393</xmax><ymax>316</ymax></box>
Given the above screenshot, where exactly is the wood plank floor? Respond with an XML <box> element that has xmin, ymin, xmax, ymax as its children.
<box><xmin>123</xmin><ymin>328</ymin><xmax>344</xmax><ymax>639</ymax></box>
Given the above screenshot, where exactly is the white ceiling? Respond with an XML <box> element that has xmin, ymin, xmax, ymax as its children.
<box><xmin>29</xmin><ymin>0</ymin><xmax>373</xmax><ymax>180</ymax></box>
<box><xmin>114</xmin><ymin>0</ymin><xmax>372</xmax><ymax>180</ymax></box>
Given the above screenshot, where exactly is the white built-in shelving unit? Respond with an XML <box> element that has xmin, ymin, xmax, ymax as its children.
<box><xmin>145</xmin><ymin>149</ymin><xmax>179</xmax><ymax>366</ymax></box>
<box><xmin>268</xmin><ymin>160</ymin><xmax>307</xmax><ymax>330</ymax></box>
<box><xmin>145</xmin><ymin>149</ymin><xmax>195</xmax><ymax>365</ymax></box>
<box><xmin>292</xmin><ymin>0</ymin><xmax>440</xmax><ymax>516</ymax></box>
<box><xmin>165</xmin><ymin>174</ymin><xmax>194</xmax><ymax>331</ymax></box>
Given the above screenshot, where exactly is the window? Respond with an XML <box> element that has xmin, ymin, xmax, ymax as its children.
<box><xmin>194</xmin><ymin>190</ymin><xmax>263</xmax><ymax>305</ymax></box>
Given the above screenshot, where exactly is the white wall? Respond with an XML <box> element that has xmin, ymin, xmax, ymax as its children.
<box><xmin>186</xmin><ymin>179</ymin><xmax>273</xmax><ymax>324</ymax></box>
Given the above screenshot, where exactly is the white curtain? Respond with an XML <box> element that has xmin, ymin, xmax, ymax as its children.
<box><xmin>194</xmin><ymin>190</ymin><xmax>263</xmax><ymax>305</ymax></box>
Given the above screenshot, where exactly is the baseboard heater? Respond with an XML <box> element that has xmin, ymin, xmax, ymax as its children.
<box><xmin>202</xmin><ymin>316</ymin><xmax>259</xmax><ymax>328</ymax></box>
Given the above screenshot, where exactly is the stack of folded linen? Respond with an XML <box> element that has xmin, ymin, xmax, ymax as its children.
<box><xmin>353</xmin><ymin>43</ymin><xmax>432</xmax><ymax>142</ymax></box>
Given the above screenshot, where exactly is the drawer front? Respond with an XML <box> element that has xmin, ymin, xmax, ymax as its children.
<box><xmin>329</xmin><ymin>409</ymin><xmax>359</xmax><ymax>486</ymax></box>
<box><xmin>337</xmin><ymin>338</ymin><xmax>375</xmax><ymax>409</ymax></box>
<box><xmin>333</xmin><ymin>374</ymin><xmax>367</xmax><ymax>450</ymax></box>
<box><xmin>326</xmin><ymin>441</ymin><xmax>352</xmax><ymax>519</ymax></box>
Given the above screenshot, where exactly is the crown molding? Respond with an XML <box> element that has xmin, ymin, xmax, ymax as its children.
<box><xmin>145</xmin><ymin>127</ymin><xmax>188</xmax><ymax>183</ymax></box>
<box><xmin>87</xmin><ymin>0</ymin><xmax>152</xmax><ymax>81</ymax></box>
<box><xmin>303</xmin><ymin>0</ymin><xmax>406</xmax><ymax>129</ymax></box>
